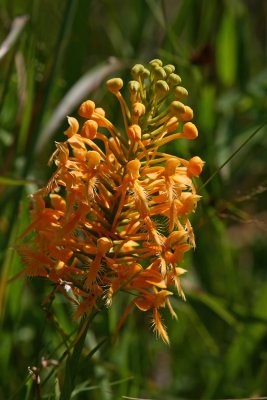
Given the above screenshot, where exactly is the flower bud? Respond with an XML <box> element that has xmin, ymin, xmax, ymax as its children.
<box><xmin>149</xmin><ymin>59</ymin><xmax>163</xmax><ymax>67</ymax></box>
<box><xmin>155</xmin><ymin>80</ymin><xmax>169</xmax><ymax>97</ymax></box>
<box><xmin>182</xmin><ymin>122</ymin><xmax>198</xmax><ymax>140</ymax></box>
<box><xmin>97</xmin><ymin>237</ymin><xmax>113</xmax><ymax>254</ymax></box>
<box><xmin>142</xmin><ymin>68</ymin><xmax>150</xmax><ymax>79</ymax></box>
<box><xmin>170</xmin><ymin>101</ymin><xmax>186</xmax><ymax>115</ymax></box>
<box><xmin>50</xmin><ymin>194</ymin><xmax>66</xmax><ymax>211</ymax></box>
<box><xmin>106</xmin><ymin>78</ymin><xmax>123</xmax><ymax>94</ymax></box>
<box><xmin>131</xmin><ymin>64</ymin><xmax>145</xmax><ymax>79</ymax></box>
<box><xmin>174</xmin><ymin>86</ymin><xmax>188</xmax><ymax>100</ymax></box>
<box><xmin>78</xmin><ymin>100</ymin><xmax>95</xmax><ymax>118</ymax></box>
<box><xmin>128</xmin><ymin>80</ymin><xmax>140</xmax><ymax>93</ymax></box>
<box><xmin>93</xmin><ymin>108</ymin><xmax>106</xmax><ymax>126</ymax></box>
<box><xmin>81</xmin><ymin>120</ymin><xmax>98</xmax><ymax>139</ymax></box>
<box><xmin>153</xmin><ymin>66</ymin><xmax>167</xmax><ymax>80</ymax></box>
<box><xmin>132</xmin><ymin>102</ymin><xmax>146</xmax><ymax>118</ymax></box>
<box><xmin>179</xmin><ymin>106</ymin><xmax>193</xmax><ymax>121</ymax></box>
<box><xmin>168</xmin><ymin>73</ymin><xmax>182</xmax><ymax>86</ymax></box>
<box><xmin>95</xmin><ymin>107</ymin><xmax>105</xmax><ymax>116</ymax></box>
<box><xmin>163</xmin><ymin>64</ymin><xmax>175</xmax><ymax>75</ymax></box>
<box><xmin>187</xmin><ymin>156</ymin><xmax>204</xmax><ymax>177</ymax></box>
<box><xmin>128</xmin><ymin>80</ymin><xmax>140</xmax><ymax>103</ymax></box>
<box><xmin>86</xmin><ymin>151</ymin><xmax>101</xmax><ymax>169</ymax></box>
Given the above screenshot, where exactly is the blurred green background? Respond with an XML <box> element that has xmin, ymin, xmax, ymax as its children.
<box><xmin>1</xmin><ymin>0</ymin><xmax>267</xmax><ymax>399</ymax></box>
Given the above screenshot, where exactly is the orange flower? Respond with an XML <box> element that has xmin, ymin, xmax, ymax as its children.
<box><xmin>18</xmin><ymin>59</ymin><xmax>204</xmax><ymax>343</ymax></box>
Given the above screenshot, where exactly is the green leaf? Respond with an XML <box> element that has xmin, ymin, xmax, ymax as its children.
<box><xmin>0</xmin><ymin>176</ymin><xmax>36</xmax><ymax>186</ymax></box>
<box><xmin>216</xmin><ymin>10</ymin><xmax>237</xmax><ymax>86</ymax></box>
<box><xmin>188</xmin><ymin>291</ymin><xmax>238</xmax><ymax>328</ymax></box>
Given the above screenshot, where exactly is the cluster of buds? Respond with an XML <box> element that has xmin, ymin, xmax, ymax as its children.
<box><xmin>18</xmin><ymin>60</ymin><xmax>204</xmax><ymax>343</ymax></box>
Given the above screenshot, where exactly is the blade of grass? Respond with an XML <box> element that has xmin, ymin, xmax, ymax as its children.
<box><xmin>0</xmin><ymin>176</ymin><xmax>38</xmax><ymax>186</ymax></box>
<box><xmin>0</xmin><ymin>15</ymin><xmax>29</xmax><ymax>60</ymax></box>
<box><xmin>188</xmin><ymin>292</ymin><xmax>238</xmax><ymax>328</ymax></box>
<box><xmin>200</xmin><ymin>120</ymin><xmax>267</xmax><ymax>190</ymax></box>
<box><xmin>59</xmin><ymin>314</ymin><xmax>97</xmax><ymax>400</ymax></box>
<box><xmin>23</xmin><ymin>0</ymin><xmax>78</xmax><ymax>176</ymax></box>
<box><xmin>71</xmin><ymin>376</ymin><xmax>134</xmax><ymax>398</ymax></box>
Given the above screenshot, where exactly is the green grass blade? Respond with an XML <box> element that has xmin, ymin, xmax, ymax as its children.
<box><xmin>200</xmin><ymin>120</ymin><xmax>267</xmax><ymax>190</ymax></box>
<box><xmin>0</xmin><ymin>15</ymin><xmax>29</xmax><ymax>60</ymax></box>
<box><xmin>0</xmin><ymin>176</ymin><xmax>37</xmax><ymax>186</ymax></box>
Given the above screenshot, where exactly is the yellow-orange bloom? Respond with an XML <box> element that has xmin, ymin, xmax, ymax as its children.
<box><xmin>18</xmin><ymin>59</ymin><xmax>204</xmax><ymax>343</ymax></box>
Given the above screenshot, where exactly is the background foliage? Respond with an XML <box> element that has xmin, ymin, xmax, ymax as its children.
<box><xmin>1</xmin><ymin>0</ymin><xmax>267</xmax><ymax>399</ymax></box>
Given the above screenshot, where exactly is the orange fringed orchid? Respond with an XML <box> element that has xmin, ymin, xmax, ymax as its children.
<box><xmin>18</xmin><ymin>59</ymin><xmax>204</xmax><ymax>344</ymax></box>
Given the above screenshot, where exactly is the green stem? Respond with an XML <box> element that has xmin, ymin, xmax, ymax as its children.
<box><xmin>200</xmin><ymin>121</ymin><xmax>267</xmax><ymax>190</ymax></box>
<box><xmin>59</xmin><ymin>313</ymin><xmax>96</xmax><ymax>400</ymax></box>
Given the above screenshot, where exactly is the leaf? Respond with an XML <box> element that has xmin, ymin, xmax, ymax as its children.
<box><xmin>200</xmin><ymin>120</ymin><xmax>267</xmax><ymax>189</ymax></box>
<box><xmin>0</xmin><ymin>176</ymin><xmax>36</xmax><ymax>186</ymax></box>
<box><xmin>188</xmin><ymin>291</ymin><xmax>238</xmax><ymax>328</ymax></box>
<box><xmin>216</xmin><ymin>10</ymin><xmax>237</xmax><ymax>86</ymax></box>
<box><xmin>0</xmin><ymin>15</ymin><xmax>29</xmax><ymax>60</ymax></box>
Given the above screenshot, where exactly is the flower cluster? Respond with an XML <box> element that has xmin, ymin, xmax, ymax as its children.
<box><xmin>18</xmin><ymin>59</ymin><xmax>204</xmax><ymax>343</ymax></box>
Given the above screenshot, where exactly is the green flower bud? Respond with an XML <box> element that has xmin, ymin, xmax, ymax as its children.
<box><xmin>168</xmin><ymin>73</ymin><xmax>182</xmax><ymax>86</ymax></box>
<box><xmin>142</xmin><ymin>68</ymin><xmax>150</xmax><ymax>79</ymax></box>
<box><xmin>163</xmin><ymin>64</ymin><xmax>175</xmax><ymax>75</ymax></box>
<box><xmin>128</xmin><ymin>80</ymin><xmax>140</xmax><ymax>93</ymax></box>
<box><xmin>155</xmin><ymin>80</ymin><xmax>169</xmax><ymax>97</ymax></box>
<box><xmin>154</xmin><ymin>66</ymin><xmax>167</xmax><ymax>80</ymax></box>
<box><xmin>174</xmin><ymin>86</ymin><xmax>188</xmax><ymax>100</ymax></box>
<box><xmin>106</xmin><ymin>78</ymin><xmax>123</xmax><ymax>94</ymax></box>
<box><xmin>149</xmin><ymin>59</ymin><xmax>163</xmax><ymax>67</ymax></box>
<box><xmin>131</xmin><ymin>64</ymin><xmax>145</xmax><ymax>79</ymax></box>
<box><xmin>170</xmin><ymin>101</ymin><xmax>186</xmax><ymax>115</ymax></box>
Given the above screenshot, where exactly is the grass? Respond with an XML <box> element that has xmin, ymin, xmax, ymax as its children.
<box><xmin>1</xmin><ymin>0</ymin><xmax>267</xmax><ymax>399</ymax></box>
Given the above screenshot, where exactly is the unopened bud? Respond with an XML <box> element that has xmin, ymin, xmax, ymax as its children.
<box><xmin>187</xmin><ymin>156</ymin><xmax>204</xmax><ymax>177</ymax></box>
<box><xmin>131</xmin><ymin>64</ymin><xmax>145</xmax><ymax>79</ymax></box>
<box><xmin>50</xmin><ymin>194</ymin><xmax>66</xmax><ymax>211</ymax></box>
<box><xmin>154</xmin><ymin>66</ymin><xmax>167</xmax><ymax>80</ymax></box>
<box><xmin>97</xmin><ymin>237</ymin><xmax>113</xmax><ymax>254</ymax></box>
<box><xmin>128</xmin><ymin>80</ymin><xmax>140</xmax><ymax>93</ymax></box>
<box><xmin>174</xmin><ymin>86</ymin><xmax>188</xmax><ymax>100</ymax></box>
<box><xmin>86</xmin><ymin>151</ymin><xmax>101</xmax><ymax>169</ymax></box>
<box><xmin>149</xmin><ymin>59</ymin><xmax>163</xmax><ymax>67</ymax></box>
<box><xmin>93</xmin><ymin>107</ymin><xmax>106</xmax><ymax>126</ymax></box>
<box><xmin>106</xmin><ymin>78</ymin><xmax>123</xmax><ymax>94</ymax></box>
<box><xmin>163</xmin><ymin>64</ymin><xmax>175</xmax><ymax>75</ymax></box>
<box><xmin>142</xmin><ymin>68</ymin><xmax>150</xmax><ymax>79</ymax></box>
<box><xmin>132</xmin><ymin>102</ymin><xmax>146</xmax><ymax>118</ymax></box>
<box><xmin>155</xmin><ymin>80</ymin><xmax>169</xmax><ymax>97</ymax></box>
<box><xmin>168</xmin><ymin>73</ymin><xmax>182</xmax><ymax>86</ymax></box>
<box><xmin>182</xmin><ymin>122</ymin><xmax>198</xmax><ymax>139</ymax></box>
<box><xmin>81</xmin><ymin>120</ymin><xmax>98</xmax><ymax>139</ymax></box>
<box><xmin>179</xmin><ymin>106</ymin><xmax>194</xmax><ymax>121</ymax></box>
<box><xmin>170</xmin><ymin>101</ymin><xmax>186</xmax><ymax>115</ymax></box>
<box><xmin>79</xmin><ymin>100</ymin><xmax>95</xmax><ymax>118</ymax></box>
